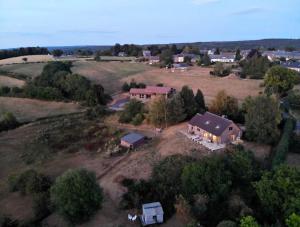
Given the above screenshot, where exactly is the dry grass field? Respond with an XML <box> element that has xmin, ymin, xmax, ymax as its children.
<box><xmin>122</xmin><ymin>67</ymin><xmax>263</xmax><ymax>103</ymax></box>
<box><xmin>0</xmin><ymin>76</ymin><xmax>25</xmax><ymax>87</ymax></box>
<box><xmin>0</xmin><ymin>62</ymin><xmax>46</xmax><ymax>78</ymax></box>
<box><xmin>0</xmin><ymin>97</ymin><xmax>84</xmax><ymax>122</ymax></box>
<box><xmin>72</xmin><ymin>61</ymin><xmax>152</xmax><ymax>94</ymax></box>
<box><xmin>0</xmin><ymin>55</ymin><xmax>54</xmax><ymax>65</ymax></box>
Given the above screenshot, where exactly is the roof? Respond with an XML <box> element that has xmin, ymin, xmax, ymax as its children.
<box><xmin>130</xmin><ymin>86</ymin><xmax>172</xmax><ymax>95</ymax></box>
<box><xmin>263</xmin><ymin>50</ymin><xmax>300</xmax><ymax>59</ymax></box>
<box><xmin>189</xmin><ymin>112</ymin><xmax>234</xmax><ymax>136</ymax></box>
<box><xmin>296</xmin><ymin>121</ymin><xmax>300</xmax><ymax>130</ymax></box>
<box><xmin>281</xmin><ymin>61</ymin><xmax>300</xmax><ymax>69</ymax></box>
<box><xmin>149</xmin><ymin>56</ymin><xmax>160</xmax><ymax>61</ymax></box>
<box><xmin>121</xmin><ymin>133</ymin><xmax>145</xmax><ymax>144</ymax></box>
<box><xmin>173</xmin><ymin>63</ymin><xmax>189</xmax><ymax>68</ymax></box>
<box><xmin>142</xmin><ymin>202</ymin><xmax>164</xmax><ymax>216</ymax></box>
<box><xmin>210</xmin><ymin>53</ymin><xmax>235</xmax><ymax>60</ymax></box>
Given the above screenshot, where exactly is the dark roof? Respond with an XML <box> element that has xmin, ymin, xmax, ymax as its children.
<box><xmin>189</xmin><ymin>112</ymin><xmax>233</xmax><ymax>136</ymax></box>
<box><xmin>121</xmin><ymin>133</ymin><xmax>145</xmax><ymax>144</ymax></box>
<box><xmin>281</xmin><ymin>61</ymin><xmax>300</xmax><ymax>69</ymax></box>
<box><xmin>130</xmin><ymin>86</ymin><xmax>172</xmax><ymax>95</ymax></box>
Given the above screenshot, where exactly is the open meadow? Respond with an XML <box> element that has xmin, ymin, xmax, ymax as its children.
<box><xmin>0</xmin><ymin>75</ymin><xmax>25</xmax><ymax>87</ymax></box>
<box><xmin>0</xmin><ymin>55</ymin><xmax>54</xmax><ymax>65</ymax></box>
<box><xmin>0</xmin><ymin>97</ymin><xmax>84</xmax><ymax>122</ymax></box>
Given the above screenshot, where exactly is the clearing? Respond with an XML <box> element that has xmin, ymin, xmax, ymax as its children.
<box><xmin>0</xmin><ymin>97</ymin><xmax>84</xmax><ymax>122</ymax></box>
<box><xmin>0</xmin><ymin>76</ymin><xmax>25</xmax><ymax>87</ymax></box>
<box><xmin>0</xmin><ymin>62</ymin><xmax>46</xmax><ymax>78</ymax></box>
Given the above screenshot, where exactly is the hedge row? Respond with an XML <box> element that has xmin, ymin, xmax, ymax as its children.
<box><xmin>272</xmin><ymin>118</ymin><xmax>295</xmax><ymax>169</ymax></box>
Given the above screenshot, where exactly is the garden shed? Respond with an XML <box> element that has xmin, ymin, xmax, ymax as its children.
<box><xmin>120</xmin><ymin>132</ymin><xmax>145</xmax><ymax>149</ymax></box>
<box><xmin>140</xmin><ymin>202</ymin><xmax>164</xmax><ymax>226</ymax></box>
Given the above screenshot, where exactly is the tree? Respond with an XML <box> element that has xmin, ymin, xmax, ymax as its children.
<box><xmin>235</xmin><ymin>49</ymin><xmax>242</xmax><ymax>61</ymax></box>
<box><xmin>194</xmin><ymin>89</ymin><xmax>206</xmax><ymax>113</ymax></box>
<box><xmin>180</xmin><ymin>86</ymin><xmax>198</xmax><ymax>119</ymax></box>
<box><xmin>217</xmin><ymin>220</ymin><xmax>237</xmax><ymax>227</ymax></box>
<box><xmin>253</xmin><ymin>165</ymin><xmax>300</xmax><ymax>222</ymax></box>
<box><xmin>201</xmin><ymin>53</ymin><xmax>211</xmax><ymax>66</ymax></box>
<box><xmin>160</xmin><ymin>49</ymin><xmax>174</xmax><ymax>66</ymax></box>
<box><xmin>52</xmin><ymin>49</ymin><xmax>63</xmax><ymax>57</ymax></box>
<box><xmin>148</xmin><ymin>96</ymin><xmax>168</xmax><ymax>127</ymax></box>
<box><xmin>209</xmin><ymin>90</ymin><xmax>239</xmax><ymax>120</ymax></box>
<box><xmin>215</xmin><ymin>48</ymin><xmax>221</xmax><ymax>55</ymax></box>
<box><xmin>122</xmin><ymin>82</ymin><xmax>130</xmax><ymax>92</ymax></box>
<box><xmin>239</xmin><ymin>216</ymin><xmax>259</xmax><ymax>227</ymax></box>
<box><xmin>119</xmin><ymin>99</ymin><xmax>144</xmax><ymax>124</ymax></box>
<box><xmin>181</xmin><ymin>156</ymin><xmax>232</xmax><ymax>202</ymax></box>
<box><xmin>50</xmin><ymin>169</ymin><xmax>103</xmax><ymax>224</ymax></box>
<box><xmin>166</xmin><ymin>93</ymin><xmax>186</xmax><ymax>124</ymax></box>
<box><xmin>244</xmin><ymin>96</ymin><xmax>281</xmax><ymax>144</ymax></box>
<box><xmin>264</xmin><ymin>66</ymin><xmax>298</xmax><ymax>97</ymax></box>
<box><xmin>286</xmin><ymin>213</ymin><xmax>300</xmax><ymax>227</ymax></box>
<box><xmin>212</xmin><ymin>62</ymin><xmax>231</xmax><ymax>77</ymax></box>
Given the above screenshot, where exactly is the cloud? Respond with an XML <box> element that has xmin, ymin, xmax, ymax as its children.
<box><xmin>191</xmin><ymin>0</ymin><xmax>220</xmax><ymax>5</ymax></box>
<box><xmin>231</xmin><ymin>7</ymin><xmax>265</xmax><ymax>15</ymax></box>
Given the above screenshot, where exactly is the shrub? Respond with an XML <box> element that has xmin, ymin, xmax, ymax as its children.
<box><xmin>272</xmin><ymin>119</ymin><xmax>295</xmax><ymax>168</ymax></box>
<box><xmin>131</xmin><ymin>113</ymin><xmax>144</xmax><ymax>125</ymax></box>
<box><xmin>50</xmin><ymin>169</ymin><xmax>103</xmax><ymax>224</ymax></box>
<box><xmin>0</xmin><ymin>112</ymin><xmax>19</xmax><ymax>132</ymax></box>
<box><xmin>240</xmin><ymin>216</ymin><xmax>259</xmax><ymax>227</ymax></box>
<box><xmin>32</xmin><ymin>192</ymin><xmax>52</xmax><ymax>220</ymax></box>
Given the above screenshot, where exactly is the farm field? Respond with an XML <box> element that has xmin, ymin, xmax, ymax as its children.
<box><xmin>0</xmin><ymin>97</ymin><xmax>84</xmax><ymax>122</ymax></box>
<box><xmin>0</xmin><ymin>55</ymin><xmax>54</xmax><ymax>65</ymax></box>
<box><xmin>72</xmin><ymin>61</ymin><xmax>152</xmax><ymax>94</ymax></box>
<box><xmin>123</xmin><ymin>67</ymin><xmax>263</xmax><ymax>102</ymax></box>
<box><xmin>0</xmin><ymin>62</ymin><xmax>46</xmax><ymax>78</ymax></box>
<box><xmin>0</xmin><ymin>75</ymin><xmax>25</xmax><ymax>87</ymax></box>
<box><xmin>0</xmin><ymin>61</ymin><xmax>263</xmax><ymax>101</ymax></box>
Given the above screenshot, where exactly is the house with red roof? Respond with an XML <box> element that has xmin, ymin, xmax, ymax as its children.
<box><xmin>188</xmin><ymin>112</ymin><xmax>242</xmax><ymax>144</ymax></box>
<box><xmin>129</xmin><ymin>86</ymin><xmax>175</xmax><ymax>102</ymax></box>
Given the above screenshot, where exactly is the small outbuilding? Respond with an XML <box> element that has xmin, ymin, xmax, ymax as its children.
<box><xmin>120</xmin><ymin>132</ymin><xmax>145</xmax><ymax>149</ymax></box>
<box><xmin>141</xmin><ymin>202</ymin><xmax>164</xmax><ymax>226</ymax></box>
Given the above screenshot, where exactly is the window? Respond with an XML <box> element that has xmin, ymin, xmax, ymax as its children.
<box><xmin>229</xmin><ymin>127</ymin><xmax>233</xmax><ymax>131</ymax></box>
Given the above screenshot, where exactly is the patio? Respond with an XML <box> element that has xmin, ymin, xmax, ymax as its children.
<box><xmin>180</xmin><ymin>131</ymin><xmax>226</xmax><ymax>151</ymax></box>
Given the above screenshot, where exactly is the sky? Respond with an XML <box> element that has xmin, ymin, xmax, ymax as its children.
<box><xmin>0</xmin><ymin>0</ymin><xmax>299</xmax><ymax>49</ymax></box>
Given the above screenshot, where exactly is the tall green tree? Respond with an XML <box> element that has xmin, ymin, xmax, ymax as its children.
<box><xmin>148</xmin><ymin>96</ymin><xmax>168</xmax><ymax>127</ymax></box>
<box><xmin>167</xmin><ymin>93</ymin><xmax>187</xmax><ymax>124</ymax></box>
<box><xmin>264</xmin><ymin>66</ymin><xmax>298</xmax><ymax>97</ymax></box>
<box><xmin>253</xmin><ymin>165</ymin><xmax>300</xmax><ymax>222</ymax></box>
<box><xmin>160</xmin><ymin>49</ymin><xmax>174</xmax><ymax>66</ymax></box>
<box><xmin>194</xmin><ymin>89</ymin><xmax>206</xmax><ymax>113</ymax></box>
<box><xmin>50</xmin><ymin>169</ymin><xmax>103</xmax><ymax>224</ymax></box>
<box><xmin>286</xmin><ymin>213</ymin><xmax>300</xmax><ymax>227</ymax></box>
<box><xmin>180</xmin><ymin>86</ymin><xmax>198</xmax><ymax>118</ymax></box>
<box><xmin>239</xmin><ymin>216</ymin><xmax>260</xmax><ymax>227</ymax></box>
<box><xmin>244</xmin><ymin>95</ymin><xmax>281</xmax><ymax>144</ymax></box>
<box><xmin>235</xmin><ymin>49</ymin><xmax>242</xmax><ymax>61</ymax></box>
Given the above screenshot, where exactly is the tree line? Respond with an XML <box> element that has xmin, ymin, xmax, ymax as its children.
<box><xmin>0</xmin><ymin>47</ymin><xmax>49</xmax><ymax>60</ymax></box>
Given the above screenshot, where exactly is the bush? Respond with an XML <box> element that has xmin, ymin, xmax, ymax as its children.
<box><xmin>0</xmin><ymin>112</ymin><xmax>19</xmax><ymax>132</ymax></box>
<box><xmin>32</xmin><ymin>192</ymin><xmax>52</xmax><ymax>220</ymax></box>
<box><xmin>131</xmin><ymin>113</ymin><xmax>144</xmax><ymax>125</ymax></box>
<box><xmin>0</xmin><ymin>86</ymin><xmax>11</xmax><ymax>96</ymax></box>
<box><xmin>8</xmin><ymin>169</ymin><xmax>52</xmax><ymax>195</ymax></box>
<box><xmin>50</xmin><ymin>169</ymin><xmax>103</xmax><ymax>224</ymax></box>
<box><xmin>119</xmin><ymin>99</ymin><xmax>144</xmax><ymax>124</ymax></box>
<box><xmin>272</xmin><ymin>119</ymin><xmax>295</xmax><ymax>169</ymax></box>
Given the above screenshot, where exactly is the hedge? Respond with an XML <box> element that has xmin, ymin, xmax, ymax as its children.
<box><xmin>272</xmin><ymin>118</ymin><xmax>295</xmax><ymax>169</ymax></box>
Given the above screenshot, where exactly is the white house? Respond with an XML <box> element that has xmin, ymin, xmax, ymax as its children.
<box><xmin>210</xmin><ymin>53</ymin><xmax>235</xmax><ymax>63</ymax></box>
<box><xmin>140</xmin><ymin>202</ymin><xmax>164</xmax><ymax>226</ymax></box>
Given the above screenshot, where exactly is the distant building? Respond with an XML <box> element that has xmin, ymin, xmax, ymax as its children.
<box><xmin>148</xmin><ymin>56</ymin><xmax>160</xmax><ymax>64</ymax></box>
<box><xmin>130</xmin><ymin>86</ymin><xmax>175</xmax><ymax>102</ymax></box>
<box><xmin>210</xmin><ymin>53</ymin><xmax>235</xmax><ymax>63</ymax></box>
<box><xmin>188</xmin><ymin>112</ymin><xmax>242</xmax><ymax>144</ymax></box>
<box><xmin>241</xmin><ymin>50</ymin><xmax>251</xmax><ymax>59</ymax></box>
<box><xmin>120</xmin><ymin>133</ymin><xmax>145</xmax><ymax>149</ymax></box>
<box><xmin>281</xmin><ymin>61</ymin><xmax>300</xmax><ymax>72</ymax></box>
<box><xmin>140</xmin><ymin>202</ymin><xmax>164</xmax><ymax>226</ymax></box>
<box><xmin>143</xmin><ymin>50</ymin><xmax>152</xmax><ymax>58</ymax></box>
<box><xmin>118</xmin><ymin>52</ymin><xmax>127</xmax><ymax>57</ymax></box>
<box><xmin>262</xmin><ymin>50</ymin><xmax>300</xmax><ymax>61</ymax></box>
<box><xmin>173</xmin><ymin>53</ymin><xmax>198</xmax><ymax>63</ymax></box>
<box><xmin>172</xmin><ymin>63</ymin><xmax>189</xmax><ymax>72</ymax></box>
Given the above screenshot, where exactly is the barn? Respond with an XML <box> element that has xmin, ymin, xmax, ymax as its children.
<box><xmin>120</xmin><ymin>132</ymin><xmax>145</xmax><ymax>149</ymax></box>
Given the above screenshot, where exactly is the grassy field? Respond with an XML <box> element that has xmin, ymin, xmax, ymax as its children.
<box><xmin>0</xmin><ymin>97</ymin><xmax>84</xmax><ymax>122</ymax></box>
<box><xmin>0</xmin><ymin>76</ymin><xmax>25</xmax><ymax>87</ymax></box>
<box><xmin>72</xmin><ymin>61</ymin><xmax>152</xmax><ymax>94</ymax></box>
<box><xmin>0</xmin><ymin>62</ymin><xmax>46</xmax><ymax>78</ymax></box>
<box><xmin>123</xmin><ymin>67</ymin><xmax>263</xmax><ymax>102</ymax></box>
<box><xmin>0</xmin><ymin>55</ymin><xmax>54</xmax><ymax>65</ymax></box>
